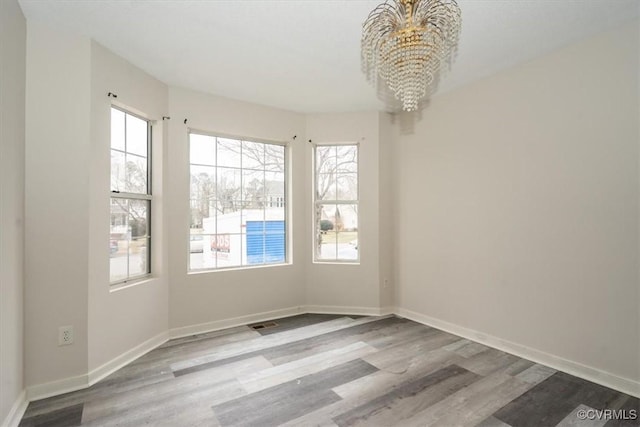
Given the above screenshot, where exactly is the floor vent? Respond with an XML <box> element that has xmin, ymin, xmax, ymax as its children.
<box><xmin>250</xmin><ymin>321</ymin><xmax>278</xmax><ymax>330</ymax></box>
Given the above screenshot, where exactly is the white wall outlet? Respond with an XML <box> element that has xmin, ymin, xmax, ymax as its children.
<box><xmin>58</xmin><ymin>325</ymin><xmax>73</xmax><ymax>346</ymax></box>
<box><xmin>383</xmin><ymin>279</ymin><xmax>390</xmax><ymax>288</ymax></box>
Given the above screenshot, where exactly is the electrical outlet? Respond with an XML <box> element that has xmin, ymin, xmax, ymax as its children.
<box><xmin>58</xmin><ymin>326</ymin><xmax>73</xmax><ymax>346</ymax></box>
<box><xmin>383</xmin><ymin>279</ymin><xmax>390</xmax><ymax>288</ymax></box>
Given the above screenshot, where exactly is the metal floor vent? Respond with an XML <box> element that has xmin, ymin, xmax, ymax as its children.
<box><xmin>251</xmin><ymin>321</ymin><xmax>278</xmax><ymax>330</ymax></box>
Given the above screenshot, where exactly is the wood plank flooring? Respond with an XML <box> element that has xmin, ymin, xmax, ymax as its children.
<box><xmin>18</xmin><ymin>314</ymin><xmax>640</xmax><ymax>427</ymax></box>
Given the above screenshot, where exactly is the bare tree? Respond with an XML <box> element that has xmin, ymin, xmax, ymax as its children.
<box><xmin>110</xmin><ymin>157</ymin><xmax>149</xmax><ymax>237</ymax></box>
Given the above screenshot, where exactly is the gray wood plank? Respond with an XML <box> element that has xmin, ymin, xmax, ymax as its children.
<box><xmin>282</xmin><ymin>349</ymin><xmax>467</xmax><ymax>427</ymax></box>
<box><xmin>170</xmin><ymin>316</ymin><xmax>390</xmax><ymax>372</ymax></box>
<box><xmin>19</xmin><ymin>403</ymin><xmax>83</xmax><ymax>427</ymax></box>
<box><xmin>81</xmin><ymin>356</ymin><xmax>271</xmax><ymax>423</ymax></box>
<box><xmin>429</xmin><ymin>376</ymin><xmax>534</xmax><ymax>427</ymax></box>
<box><xmin>238</xmin><ymin>341</ymin><xmax>377</xmax><ymax>393</ymax></box>
<box><xmin>515</xmin><ymin>363</ymin><xmax>557</xmax><ymax>384</ymax></box>
<box><xmin>248</xmin><ymin>313</ymin><xmax>346</xmax><ymax>335</ymax></box>
<box><xmin>475</xmin><ymin>416</ymin><xmax>513</xmax><ymax>427</ymax></box>
<box><xmin>457</xmin><ymin>348</ymin><xmax>522</xmax><ymax>376</ymax></box>
<box><xmin>267</xmin><ymin>318</ymin><xmax>423</xmax><ymax>366</ymax></box>
<box><xmin>212</xmin><ymin>359</ymin><xmax>378</xmax><ymax>426</ymax></box>
<box><xmin>362</xmin><ymin>330</ymin><xmax>461</xmax><ymax>372</ymax></box>
<box><xmin>556</xmin><ymin>405</ymin><xmax>608</xmax><ymax>427</ymax></box>
<box><xmin>454</xmin><ymin>341</ymin><xmax>491</xmax><ymax>358</ymax></box>
<box><xmin>604</xmin><ymin>395</ymin><xmax>640</xmax><ymax>427</ymax></box>
<box><xmin>493</xmin><ymin>372</ymin><xmax>626</xmax><ymax>427</ymax></box>
<box><xmin>394</xmin><ymin>372</ymin><xmax>521</xmax><ymax>427</ymax></box>
<box><xmin>333</xmin><ymin>364</ymin><xmax>480</xmax><ymax>427</ymax></box>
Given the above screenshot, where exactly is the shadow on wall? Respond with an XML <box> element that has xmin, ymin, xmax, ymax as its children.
<box><xmin>389</xmin><ymin>105</ymin><xmax>428</xmax><ymax>135</ymax></box>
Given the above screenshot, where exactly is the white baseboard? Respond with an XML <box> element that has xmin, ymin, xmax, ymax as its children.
<box><xmin>87</xmin><ymin>331</ymin><xmax>170</xmax><ymax>385</ymax></box>
<box><xmin>27</xmin><ymin>331</ymin><xmax>170</xmax><ymax>402</ymax></box>
<box><xmin>304</xmin><ymin>305</ymin><xmax>394</xmax><ymax>316</ymax></box>
<box><xmin>1</xmin><ymin>390</ymin><xmax>27</xmax><ymax>427</ymax></box>
<box><xmin>26</xmin><ymin>373</ymin><xmax>88</xmax><ymax>402</ymax></box>
<box><xmin>169</xmin><ymin>306</ymin><xmax>305</xmax><ymax>339</ymax></box>
<box><xmin>395</xmin><ymin>307</ymin><xmax>640</xmax><ymax>398</ymax></box>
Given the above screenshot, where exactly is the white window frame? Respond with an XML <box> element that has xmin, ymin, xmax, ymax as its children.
<box><xmin>312</xmin><ymin>143</ymin><xmax>360</xmax><ymax>264</ymax></box>
<box><xmin>188</xmin><ymin>130</ymin><xmax>289</xmax><ymax>272</ymax></box>
<box><xmin>110</xmin><ymin>106</ymin><xmax>152</xmax><ymax>285</ymax></box>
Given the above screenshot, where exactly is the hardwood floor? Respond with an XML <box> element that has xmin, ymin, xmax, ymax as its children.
<box><xmin>18</xmin><ymin>314</ymin><xmax>639</xmax><ymax>427</ymax></box>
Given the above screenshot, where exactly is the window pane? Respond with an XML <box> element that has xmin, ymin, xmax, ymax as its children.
<box><xmin>337</xmin><ymin>145</ymin><xmax>358</xmax><ymax>173</ymax></box>
<box><xmin>129</xmin><ymin>199</ymin><xmax>149</xmax><ymax>238</ymax></box>
<box><xmin>125</xmin><ymin>153</ymin><xmax>147</xmax><ymax>194</ymax></box>
<box><xmin>110</xmin><ymin>150</ymin><xmax>126</xmax><ymax>192</ymax></box>
<box><xmin>190</xmin><ymin>165</ymin><xmax>215</xmax><ymax>227</ymax></box>
<box><xmin>217</xmin><ymin>138</ymin><xmax>241</xmax><ymax>168</ymax></box>
<box><xmin>128</xmin><ymin>237</ymin><xmax>149</xmax><ymax>277</ymax></box>
<box><xmin>316</xmin><ymin>146</ymin><xmax>336</xmax><ymax>175</ymax></box>
<box><xmin>111</xmin><ymin>108</ymin><xmax>125</xmax><ymax>151</ymax></box>
<box><xmin>109</xmin><ymin>238</ymin><xmax>128</xmax><ymax>282</ymax></box>
<box><xmin>337</xmin><ymin>173</ymin><xmax>358</xmax><ymax>200</ymax></box>
<box><xmin>246</xmin><ymin>228</ymin><xmax>265</xmax><ymax>265</ymax></box>
<box><xmin>242</xmin><ymin>140</ymin><xmax>264</xmax><ymax>170</ymax></box>
<box><xmin>337</xmin><ymin>231</ymin><xmax>358</xmax><ymax>260</ymax></box>
<box><xmin>110</xmin><ymin>198</ymin><xmax>129</xmax><ymax>282</ymax></box>
<box><xmin>265</xmin><ymin>144</ymin><xmax>285</xmax><ymax>172</ymax></box>
<box><xmin>265</xmin><ymin>171</ymin><xmax>285</xmax><ymax>209</ymax></box>
<box><xmin>316</xmin><ymin>203</ymin><xmax>336</xmax><ymax>260</ymax></box>
<box><xmin>315</xmin><ymin>201</ymin><xmax>358</xmax><ymax>262</ymax></box>
<box><xmin>213</xmin><ymin>234</ymin><xmax>242</xmax><ymax>268</ymax></box>
<box><xmin>242</xmin><ymin>169</ymin><xmax>264</xmax><ymax>208</ymax></box>
<box><xmin>190</xmin><ymin>134</ymin><xmax>216</xmax><ymax>166</ymax></box>
<box><xmin>111</xmin><ymin>198</ymin><xmax>129</xmax><ymax>233</ymax></box>
<box><xmin>265</xmin><ymin>233</ymin><xmax>285</xmax><ymax>263</ymax></box>
<box><xmin>190</xmin><ymin>234</ymin><xmax>216</xmax><ymax>270</ymax></box>
<box><xmin>126</xmin><ymin>114</ymin><xmax>148</xmax><ymax>157</ymax></box>
<box><xmin>316</xmin><ymin>173</ymin><xmax>336</xmax><ymax>201</ymax></box>
<box><xmin>217</xmin><ymin>167</ymin><xmax>241</xmax><ymax>215</ymax></box>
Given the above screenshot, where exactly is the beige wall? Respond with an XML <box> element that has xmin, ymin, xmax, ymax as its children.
<box><xmin>378</xmin><ymin>113</ymin><xmax>395</xmax><ymax>309</ymax></box>
<box><xmin>305</xmin><ymin>112</ymin><xmax>388</xmax><ymax>311</ymax></box>
<box><xmin>167</xmin><ymin>87</ymin><xmax>307</xmax><ymax>329</ymax></box>
<box><xmin>23</xmin><ymin>26</ymin><xmax>172</xmax><ymax>389</ymax></box>
<box><xmin>393</xmin><ymin>22</ymin><xmax>639</xmax><ymax>384</ymax></box>
<box><xmin>25</xmin><ymin>22</ymin><xmax>91</xmax><ymax>388</ymax></box>
<box><xmin>88</xmin><ymin>42</ymin><xmax>169</xmax><ymax>372</ymax></box>
<box><xmin>0</xmin><ymin>0</ymin><xmax>26</xmax><ymax>421</ymax></box>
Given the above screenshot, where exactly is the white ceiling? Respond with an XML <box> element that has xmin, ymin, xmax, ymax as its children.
<box><xmin>18</xmin><ymin>0</ymin><xmax>639</xmax><ymax>113</ymax></box>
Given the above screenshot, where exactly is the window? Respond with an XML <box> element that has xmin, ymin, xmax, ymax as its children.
<box><xmin>314</xmin><ymin>144</ymin><xmax>358</xmax><ymax>262</ymax></box>
<box><xmin>110</xmin><ymin>107</ymin><xmax>151</xmax><ymax>284</ymax></box>
<box><xmin>189</xmin><ymin>132</ymin><xmax>286</xmax><ymax>271</ymax></box>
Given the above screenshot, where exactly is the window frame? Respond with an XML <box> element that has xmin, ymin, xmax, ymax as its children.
<box><xmin>187</xmin><ymin>129</ymin><xmax>289</xmax><ymax>272</ymax></box>
<box><xmin>312</xmin><ymin>142</ymin><xmax>360</xmax><ymax>264</ymax></box>
<box><xmin>109</xmin><ymin>105</ymin><xmax>152</xmax><ymax>285</ymax></box>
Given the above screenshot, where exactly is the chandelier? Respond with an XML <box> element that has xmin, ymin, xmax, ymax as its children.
<box><xmin>362</xmin><ymin>0</ymin><xmax>461</xmax><ymax>111</ymax></box>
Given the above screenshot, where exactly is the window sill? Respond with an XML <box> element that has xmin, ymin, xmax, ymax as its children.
<box><xmin>312</xmin><ymin>260</ymin><xmax>360</xmax><ymax>266</ymax></box>
<box><xmin>109</xmin><ymin>275</ymin><xmax>154</xmax><ymax>292</ymax></box>
<box><xmin>188</xmin><ymin>262</ymin><xmax>292</xmax><ymax>275</ymax></box>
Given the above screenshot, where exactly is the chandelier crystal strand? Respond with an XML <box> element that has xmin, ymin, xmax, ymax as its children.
<box><xmin>362</xmin><ymin>0</ymin><xmax>461</xmax><ymax>111</ymax></box>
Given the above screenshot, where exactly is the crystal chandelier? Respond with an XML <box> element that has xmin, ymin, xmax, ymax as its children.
<box><xmin>362</xmin><ymin>0</ymin><xmax>461</xmax><ymax>111</ymax></box>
